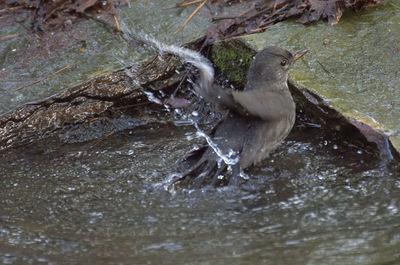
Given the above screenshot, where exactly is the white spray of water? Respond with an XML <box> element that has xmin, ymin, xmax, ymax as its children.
<box><xmin>193</xmin><ymin>123</ymin><xmax>239</xmax><ymax>166</ymax></box>
<box><xmin>143</xmin><ymin>91</ymin><xmax>162</xmax><ymax>105</ymax></box>
<box><xmin>120</xmin><ymin>20</ymin><xmax>214</xmax><ymax>99</ymax></box>
<box><xmin>142</xmin><ymin>35</ymin><xmax>214</xmax><ymax>87</ymax></box>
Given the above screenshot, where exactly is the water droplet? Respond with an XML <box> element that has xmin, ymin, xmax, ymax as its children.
<box><xmin>333</xmin><ymin>144</ymin><xmax>338</xmax><ymax>150</ymax></box>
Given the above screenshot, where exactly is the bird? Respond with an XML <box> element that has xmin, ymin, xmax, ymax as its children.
<box><xmin>174</xmin><ymin>46</ymin><xmax>308</xmax><ymax>187</ymax></box>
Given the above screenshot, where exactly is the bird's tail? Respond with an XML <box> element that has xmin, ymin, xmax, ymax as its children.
<box><xmin>173</xmin><ymin>147</ymin><xmax>240</xmax><ymax>188</ymax></box>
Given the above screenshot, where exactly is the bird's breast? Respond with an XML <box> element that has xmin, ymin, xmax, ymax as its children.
<box><xmin>239</xmin><ymin>108</ymin><xmax>295</xmax><ymax>168</ymax></box>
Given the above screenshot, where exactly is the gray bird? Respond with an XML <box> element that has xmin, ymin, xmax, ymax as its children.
<box><xmin>176</xmin><ymin>46</ymin><xmax>308</xmax><ymax>187</ymax></box>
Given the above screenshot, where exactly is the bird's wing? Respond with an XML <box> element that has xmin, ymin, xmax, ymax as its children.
<box><xmin>232</xmin><ymin>89</ymin><xmax>292</xmax><ymax>121</ymax></box>
<box><xmin>196</xmin><ymin>78</ymin><xmax>293</xmax><ymax>121</ymax></box>
<box><xmin>195</xmin><ymin>83</ymin><xmax>249</xmax><ymax>114</ymax></box>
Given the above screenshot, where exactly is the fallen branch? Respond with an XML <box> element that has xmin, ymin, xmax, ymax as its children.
<box><xmin>164</xmin><ymin>0</ymin><xmax>204</xmax><ymax>10</ymax></box>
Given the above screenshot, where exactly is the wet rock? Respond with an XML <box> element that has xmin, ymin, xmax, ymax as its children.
<box><xmin>211</xmin><ymin>38</ymin><xmax>398</xmax><ymax>159</ymax></box>
<box><xmin>0</xmin><ymin>53</ymin><xmax>187</xmax><ymax>151</ymax></box>
<box><xmin>0</xmin><ymin>0</ymin><xmax>211</xmax><ymax>115</ymax></box>
<box><xmin>240</xmin><ymin>2</ymin><xmax>400</xmax><ymax>154</ymax></box>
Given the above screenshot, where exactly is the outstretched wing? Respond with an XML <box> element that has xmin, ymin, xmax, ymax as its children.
<box><xmin>196</xmin><ymin>74</ymin><xmax>293</xmax><ymax>122</ymax></box>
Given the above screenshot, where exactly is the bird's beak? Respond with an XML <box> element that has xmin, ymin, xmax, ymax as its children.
<box><xmin>292</xmin><ymin>49</ymin><xmax>309</xmax><ymax>63</ymax></box>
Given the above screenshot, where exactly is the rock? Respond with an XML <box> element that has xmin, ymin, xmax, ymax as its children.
<box><xmin>0</xmin><ymin>0</ymin><xmax>211</xmax><ymax>115</ymax></box>
<box><xmin>0</xmin><ymin>0</ymin><xmax>211</xmax><ymax>150</ymax></box>
<box><xmin>0</xmin><ymin>53</ymin><xmax>188</xmax><ymax>150</ymax></box>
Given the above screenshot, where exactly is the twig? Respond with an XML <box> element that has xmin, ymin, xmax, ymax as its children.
<box><xmin>44</xmin><ymin>1</ymin><xmax>69</xmax><ymax>22</ymax></box>
<box><xmin>262</xmin><ymin>3</ymin><xmax>288</xmax><ymax>22</ymax></box>
<box><xmin>237</xmin><ymin>4</ymin><xmax>256</xmax><ymax>18</ymax></box>
<box><xmin>272</xmin><ymin>0</ymin><xmax>278</xmax><ymax>13</ymax></box>
<box><xmin>236</xmin><ymin>1</ymin><xmax>287</xmax><ymax>26</ymax></box>
<box><xmin>107</xmin><ymin>0</ymin><xmax>121</xmax><ymax>32</ymax></box>
<box><xmin>250</xmin><ymin>24</ymin><xmax>272</xmax><ymax>33</ymax></box>
<box><xmin>164</xmin><ymin>0</ymin><xmax>204</xmax><ymax>10</ymax></box>
<box><xmin>389</xmin><ymin>2</ymin><xmax>400</xmax><ymax>10</ymax></box>
<box><xmin>0</xmin><ymin>33</ymin><xmax>21</xmax><ymax>42</ymax></box>
<box><xmin>12</xmin><ymin>63</ymin><xmax>76</xmax><ymax>92</ymax></box>
<box><xmin>211</xmin><ymin>16</ymin><xmax>237</xmax><ymax>22</ymax></box>
<box><xmin>0</xmin><ymin>6</ymin><xmax>23</xmax><ymax>13</ymax></box>
<box><xmin>236</xmin><ymin>5</ymin><xmax>270</xmax><ymax>25</ymax></box>
<box><xmin>113</xmin><ymin>14</ymin><xmax>121</xmax><ymax>32</ymax></box>
<box><xmin>90</xmin><ymin>130</ymin><xmax>115</xmax><ymax>149</ymax></box>
<box><xmin>174</xmin><ymin>0</ymin><xmax>208</xmax><ymax>34</ymax></box>
<box><xmin>316</xmin><ymin>60</ymin><xmax>334</xmax><ymax>77</ymax></box>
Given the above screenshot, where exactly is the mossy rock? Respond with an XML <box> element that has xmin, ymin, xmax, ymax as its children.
<box><xmin>211</xmin><ymin>39</ymin><xmax>256</xmax><ymax>85</ymax></box>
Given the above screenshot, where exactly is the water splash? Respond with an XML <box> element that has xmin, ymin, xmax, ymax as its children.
<box><xmin>119</xmin><ymin>20</ymin><xmax>214</xmax><ymax>103</ymax></box>
<box><xmin>142</xmin><ymin>35</ymin><xmax>214</xmax><ymax>87</ymax></box>
<box><xmin>143</xmin><ymin>91</ymin><xmax>162</xmax><ymax>105</ymax></box>
<box><xmin>193</xmin><ymin>122</ymin><xmax>239</xmax><ymax>166</ymax></box>
<box><xmin>119</xmin><ymin>20</ymin><xmax>240</xmax><ymax>184</ymax></box>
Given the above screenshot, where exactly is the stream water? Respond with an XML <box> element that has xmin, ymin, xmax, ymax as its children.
<box><xmin>1</xmin><ymin>2</ymin><xmax>400</xmax><ymax>263</ymax></box>
<box><xmin>1</xmin><ymin>110</ymin><xmax>399</xmax><ymax>264</ymax></box>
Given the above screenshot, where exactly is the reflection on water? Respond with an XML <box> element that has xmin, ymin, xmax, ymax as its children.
<box><xmin>0</xmin><ymin>119</ymin><xmax>399</xmax><ymax>265</ymax></box>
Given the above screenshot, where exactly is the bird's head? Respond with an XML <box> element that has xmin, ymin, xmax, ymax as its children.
<box><xmin>246</xmin><ymin>46</ymin><xmax>308</xmax><ymax>90</ymax></box>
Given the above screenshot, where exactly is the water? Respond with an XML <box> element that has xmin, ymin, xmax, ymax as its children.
<box><xmin>1</xmin><ymin>3</ymin><xmax>399</xmax><ymax>263</ymax></box>
<box><xmin>0</xmin><ymin>116</ymin><xmax>399</xmax><ymax>264</ymax></box>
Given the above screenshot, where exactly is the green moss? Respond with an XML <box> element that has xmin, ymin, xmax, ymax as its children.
<box><xmin>211</xmin><ymin>39</ymin><xmax>256</xmax><ymax>85</ymax></box>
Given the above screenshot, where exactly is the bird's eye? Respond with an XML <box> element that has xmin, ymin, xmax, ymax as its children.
<box><xmin>281</xmin><ymin>59</ymin><xmax>288</xmax><ymax>66</ymax></box>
